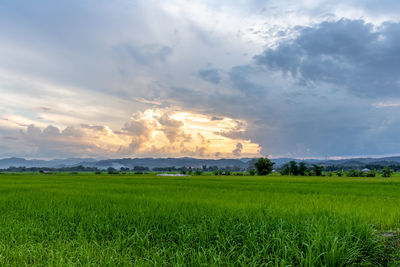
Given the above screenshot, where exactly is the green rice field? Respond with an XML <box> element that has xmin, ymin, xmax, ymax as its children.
<box><xmin>1</xmin><ymin>173</ymin><xmax>400</xmax><ymax>266</ymax></box>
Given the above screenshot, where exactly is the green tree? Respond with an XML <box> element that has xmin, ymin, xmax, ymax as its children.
<box><xmin>382</xmin><ymin>166</ymin><xmax>393</xmax><ymax>178</ymax></box>
<box><xmin>289</xmin><ymin>161</ymin><xmax>298</xmax><ymax>176</ymax></box>
<box><xmin>313</xmin><ymin>164</ymin><xmax>323</xmax><ymax>176</ymax></box>
<box><xmin>298</xmin><ymin>162</ymin><xmax>308</xmax><ymax>176</ymax></box>
<box><xmin>254</xmin><ymin>157</ymin><xmax>275</xmax><ymax>175</ymax></box>
<box><xmin>280</xmin><ymin>164</ymin><xmax>290</xmax><ymax>176</ymax></box>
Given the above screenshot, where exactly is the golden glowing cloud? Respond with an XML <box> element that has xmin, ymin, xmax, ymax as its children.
<box><xmin>119</xmin><ymin>108</ymin><xmax>261</xmax><ymax>158</ymax></box>
<box><xmin>18</xmin><ymin>108</ymin><xmax>261</xmax><ymax>158</ymax></box>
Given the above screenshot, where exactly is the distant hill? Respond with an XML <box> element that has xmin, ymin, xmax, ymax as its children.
<box><xmin>0</xmin><ymin>157</ymin><xmax>97</xmax><ymax>169</ymax></box>
<box><xmin>0</xmin><ymin>157</ymin><xmax>250</xmax><ymax>170</ymax></box>
<box><xmin>2</xmin><ymin>156</ymin><xmax>400</xmax><ymax>170</ymax></box>
<box><xmin>78</xmin><ymin>158</ymin><xmax>250</xmax><ymax>170</ymax></box>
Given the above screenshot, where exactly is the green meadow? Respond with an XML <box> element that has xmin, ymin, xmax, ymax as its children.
<box><xmin>1</xmin><ymin>173</ymin><xmax>400</xmax><ymax>266</ymax></box>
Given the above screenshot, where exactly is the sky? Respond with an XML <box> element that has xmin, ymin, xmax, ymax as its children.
<box><xmin>1</xmin><ymin>0</ymin><xmax>400</xmax><ymax>159</ymax></box>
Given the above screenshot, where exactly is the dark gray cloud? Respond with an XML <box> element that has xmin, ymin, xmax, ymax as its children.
<box><xmin>232</xmin><ymin>142</ymin><xmax>243</xmax><ymax>156</ymax></box>
<box><xmin>167</xmin><ymin>17</ymin><xmax>400</xmax><ymax>157</ymax></box>
<box><xmin>255</xmin><ymin>19</ymin><xmax>400</xmax><ymax>97</ymax></box>
<box><xmin>229</xmin><ymin>65</ymin><xmax>266</xmax><ymax>94</ymax></box>
<box><xmin>211</xmin><ymin>116</ymin><xmax>223</xmax><ymax>121</ymax></box>
<box><xmin>198</xmin><ymin>69</ymin><xmax>222</xmax><ymax>84</ymax></box>
<box><xmin>216</xmin><ymin>130</ymin><xmax>246</xmax><ymax>140</ymax></box>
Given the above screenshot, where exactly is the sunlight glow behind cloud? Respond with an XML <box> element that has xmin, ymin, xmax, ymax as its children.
<box><xmin>7</xmin><ymin>108</ymin><xmax>261</xmax><ymax>159</ymax></box>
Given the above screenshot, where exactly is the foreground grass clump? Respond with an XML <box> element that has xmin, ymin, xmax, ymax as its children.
<box><xmin>0</xmin><ymin>173</ymin><xmax>399</xmax><ymax>265</ymax></box>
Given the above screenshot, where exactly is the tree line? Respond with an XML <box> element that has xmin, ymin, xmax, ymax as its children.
<box><xmin>0</xmin><ymin>157</ymin><xmax>395</xmax><ymax>178</ymax></box>
<box><xmin>251</xmin><ymin>158</ymin><xmax>393</xmax><ymax>177</ymax></box>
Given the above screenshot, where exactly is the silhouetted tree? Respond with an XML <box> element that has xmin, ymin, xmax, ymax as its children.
<box><xmin>312</xmin><ymin>164</ymin><xmax>323</xmax><ymax>176</ymax></box>
<box><xmin>280</xmin><ymin>164</ymin><xmax>290</xmax><ymax>176</ymax></box>
<box><xmin>254</xmin><ymin>157</ymin><xmax>275</xmax><ymax>175</ymax></box>
<box><xmin>289</xmin><ymin>161</ymin><xmax>298</xmax><ymax>176</ymax></box>
<box><xmin>298</xmin><ymin>162</ymin><xmax>307</xmax><ymax>176</ymax></box>
<box><xmin>107</xmin><ymin>167</ymin><xmax>119</xmax><ymax>174</ymax></box>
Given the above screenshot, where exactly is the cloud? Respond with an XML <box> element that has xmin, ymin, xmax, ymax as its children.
<box><xmin>254</xmin><ymin>19</ymin><xmax>400</xmax><ymax>97</ymax></box>
<box><xmin>232</xmin><ymin>142</ymin><xmax>243</xmax><ymax>156</ymax></box>
<box><xmin>214</xmin><ymin>120</ymin><xmax>247</xmax><ymax>140</ymax></box>
<box><xmin>211</xmin><ymin>116</ymin><xmax>223</xmax><ymax>121</ymax></box>
<box><xmin>216</xmin><ymin>130</ymin><xmax>246</xmax><ymax>140</ymax></box>
<box><xmin>2</xmin><ymin>0</ymin><xmax>400</xmax><ymax>159</ymax></box>
<box><xmin>115</xmin><ymin>43</ymin><xmax>173</xmax><ymax>66</ymax></box>
<box><xmin>198</xmin><ymin>68</ymin><xmax>222</xmax><ymax>84</ymax></box>
<box><xmin>158</xmin><ymin>113</ymin><xmax>189</xmax><ymax>143</ymax></box>
<box><xmin>122</xmin><ymin>120</ymin><xmax>150</xmax><ymax>137</ymax></box>
<box><xmin>372</xmin><ymin>101</ymin><xmax>400</xmax><ymax>108</ymax></box>
<box><xmin>229</xmin><ymin>65</ymin><xmax>265</xmax><ymax>94</ymax></box>
<box><xmin>3</xmin><ymin>108</ymin><xmax>261</xmax><ymax>158</ymax></box>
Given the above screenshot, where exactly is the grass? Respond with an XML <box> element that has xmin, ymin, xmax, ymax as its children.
<box><xmin>0</xmin><ymin>173</ymin><xmax>400</xmax><ymax>266</ymax></box>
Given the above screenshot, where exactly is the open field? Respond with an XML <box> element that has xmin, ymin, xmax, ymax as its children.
<box><xmin>1</xmin><ymin>173</ymin><xmax>400</xmax><ymax>266</ymax></box>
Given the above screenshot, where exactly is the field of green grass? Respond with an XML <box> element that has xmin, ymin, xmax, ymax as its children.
<box><xmin>1</xmin><ymin>173</ymin><xmax>400</xmax><ymax>266</ymax></box>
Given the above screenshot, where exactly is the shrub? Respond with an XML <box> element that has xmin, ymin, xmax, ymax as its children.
<box><xmin>346</xmin><ymin>170</ymin><xmax>364</xmax><ymax>177</ymax></box>
<box><xmin>213</xmin><ymin>170</ymin><xmax>223</xmax><ymax>176</ymax></box>
<box><xmin>248</xmin><ymin>169</ymin><xmax>256</xmax><ymax>176</ymax></box>
<box><xmin>366</xmin><ymin>170</ymin><xmax>376</xmax><ymax>177</ymax></box>
<box><xmin>107</xmin><ymin>167</ymin><xmax>119</xmax><ymax>174</ymax></box>
<box><xmin>382</xmin><ymin>166</ymin><xmax>393</xmax><ymax>178</ymax></box>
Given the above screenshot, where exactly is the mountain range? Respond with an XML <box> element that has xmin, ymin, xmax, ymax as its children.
<box><xmin>2</xmin><ymin>156</ymin><xmax>400</xmax><ymax>170</ymax></box>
